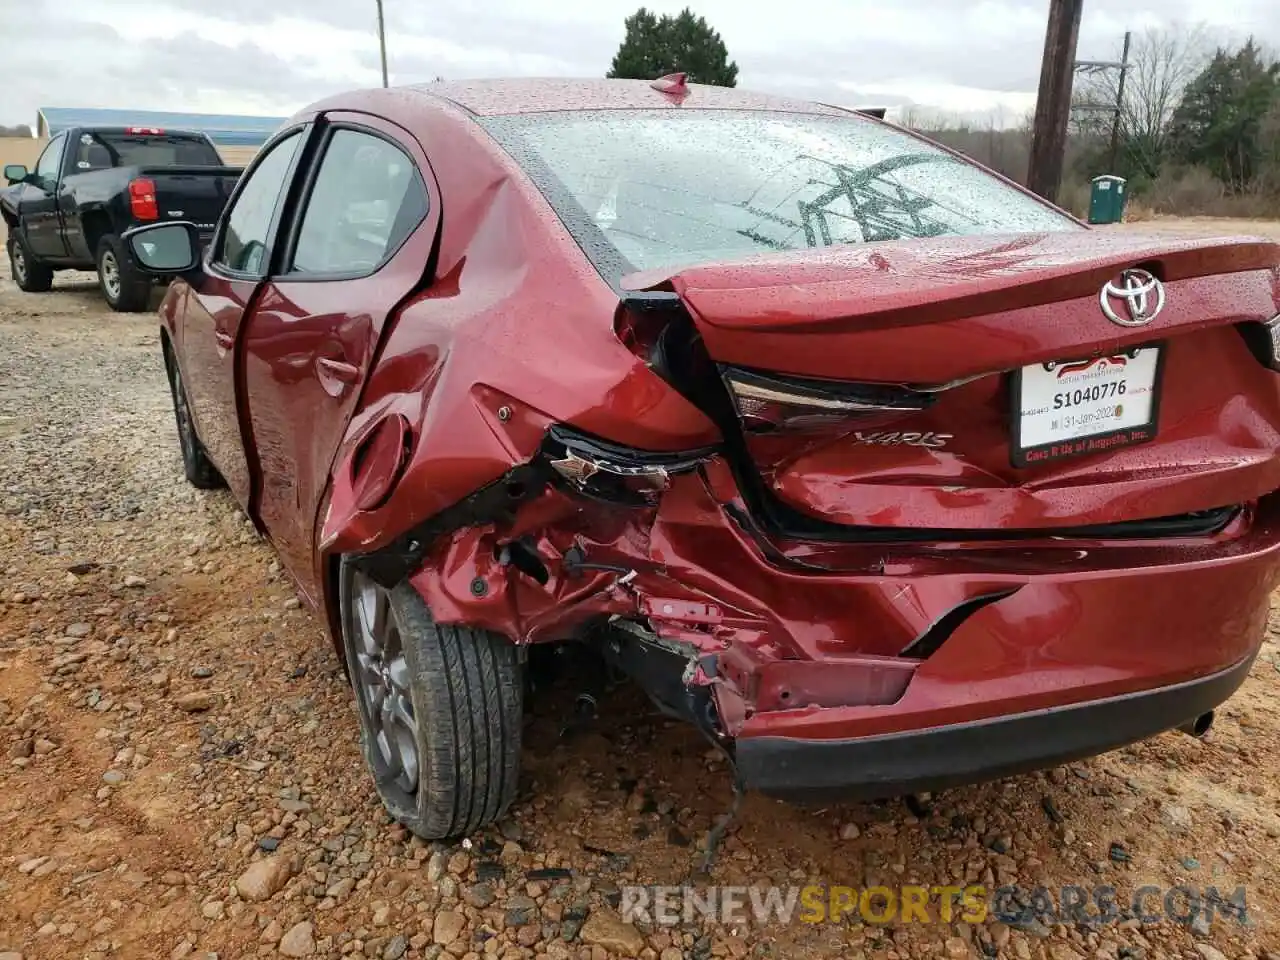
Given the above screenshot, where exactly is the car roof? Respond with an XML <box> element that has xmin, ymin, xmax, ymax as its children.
<box><xmin>405</xmin><ymin>77</ymin><xmax>852</xmax><ymax>118</ymax></box>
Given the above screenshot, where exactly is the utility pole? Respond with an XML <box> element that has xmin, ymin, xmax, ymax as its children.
<box><xmin>1027</xmin><ymin>0</ymin><xmax>1085</xmax><ymax>203</ymax></box>
<box><xmin>1107</xmin><ymin>31</ymin><xmax>1132</xmax><ymax>169</ymax></box>
<box><xmin>375</xmin><ymin>0</ymin><xmax>389</xmax><ymax>88</ymax></box>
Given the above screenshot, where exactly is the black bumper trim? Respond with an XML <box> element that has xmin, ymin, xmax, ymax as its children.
<box><xmin>735</xmin><ymin>653</ymin><xmax>1256</xmax><ymax>803</ymax></box>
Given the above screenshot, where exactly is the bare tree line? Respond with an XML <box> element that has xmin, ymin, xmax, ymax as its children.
<box><xmin>901</xmin><ymin>25</ymin><xmax>1280</xmax><ymax>219</ymax></box>
<box><xmin>1072</xmin><ymin>26</ymin><xmax>1209</xmax><ymax>178</ymax></box>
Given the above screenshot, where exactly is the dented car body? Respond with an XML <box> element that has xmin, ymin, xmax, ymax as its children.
<box><xmin>138</xmin><ymin>78</ymin><xmax>1280</xmax><ymax>829</ymax></box>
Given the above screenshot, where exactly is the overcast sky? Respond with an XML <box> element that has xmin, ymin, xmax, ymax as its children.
<box><xmin>3</xmin><ymin>0</ymin><xmax>1277</xmax><ymax>128</ymax></box>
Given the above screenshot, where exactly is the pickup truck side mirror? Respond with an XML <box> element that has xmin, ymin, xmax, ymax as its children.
<box><xmin>3</xmin><ymin>164</ymin><xmax>29</xmax><ymax>185</ymax></box>
<box><xmin>123</xmin><ymin>221</ymin><xmax>202</xmax><ymax>275</ymax></box>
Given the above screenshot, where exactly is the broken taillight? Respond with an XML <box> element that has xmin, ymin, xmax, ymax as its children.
<box><xmin>545</xmin><ymin>425</ymin><xmax>716</xmax><ymax>504</ymax></box>
<box><xmin>721</xmin><ymin>366</ymin><xmax>935</xmax><ymax>433</ymax></box>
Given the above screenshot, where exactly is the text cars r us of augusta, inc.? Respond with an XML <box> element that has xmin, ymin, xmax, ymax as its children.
<box><xmin>118</xmin><ymin>75</ymin><xmax>1280</xmax><ymax>838</ymax></box>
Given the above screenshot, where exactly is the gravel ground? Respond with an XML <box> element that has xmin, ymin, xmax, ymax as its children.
<box><xmin>2</xmin><ymin>236</ymin><xmax>1280</xmax><ymax>960</ymax></box>
<box><xmin>1116</xmin><ymin>216</ymin><xmax>1280</xmax><ymax>240</ymax></box>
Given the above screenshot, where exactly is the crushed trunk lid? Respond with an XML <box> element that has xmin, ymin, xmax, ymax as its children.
<box><xmin>625</xmin><ymin>231</ymin><xmax>1280</xmax><ymax>533</ymax></box>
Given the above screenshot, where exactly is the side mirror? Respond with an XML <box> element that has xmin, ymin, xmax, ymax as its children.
<box><xmin>3</xmin><ymin>164</ymin><xmax>29</xmax><ymax>185</ymax></box>
<box><xmin>123</xmin><ymin>221</ymin><xmax>201</xmax><ymax>275</ymax></box>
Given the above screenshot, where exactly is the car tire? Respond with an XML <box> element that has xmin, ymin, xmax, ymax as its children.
<box><xmin>339</xmin><ymin>558</ymin><xmax>523</xmax><ymax>839</ymax></box>
<box><xmin>7</xmin><ymin>233</ymin><xmax>54</xmax><ymax>292</ymax></box>
<box><xmin>165</xmin><ymin>349</ymin><xmax>225</xmax><ymax>489</ymax></box>
<box><xmin>96</xmin><ymin>234</ymin><xmax>151</xmax><ymax>312</ymax></box>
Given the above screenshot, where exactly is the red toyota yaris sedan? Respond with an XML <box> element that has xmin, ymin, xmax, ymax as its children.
<box><xmin>122</xmin><ymin>76</ymin><xmax>1280</xmax><ymax>840</ymax></box>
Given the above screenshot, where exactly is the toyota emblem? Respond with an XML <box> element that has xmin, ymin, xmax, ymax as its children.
<box><xmin>1100</xmin><ymin>268</ymin><xmax>1165</xmax><ymax>327</ymax></box>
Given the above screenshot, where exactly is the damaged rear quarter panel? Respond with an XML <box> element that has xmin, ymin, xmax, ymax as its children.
<box><xmin>316</xmin><ymin>95</ymin><xmax>716</xmax><ymax>626</ymax></box>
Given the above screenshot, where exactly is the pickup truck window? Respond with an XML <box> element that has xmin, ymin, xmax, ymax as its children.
<box><xmin>290</xmin><ymin>129</ymin><xmax>427</xmax><ymax>275</ymax></box>
<box><xmin>34</xmin><ymin>134</ymin><xmax>67</xmax><ymax>188</ymax></box>
<box><xmin>73</xmin><ymin>132</ymin><xmax>221</xmax><ymax>171</ymax></box>
<box><xmin>217</xmin><ymin>130</ymin><xmax>303</xmax><ymax>276</ymax></box>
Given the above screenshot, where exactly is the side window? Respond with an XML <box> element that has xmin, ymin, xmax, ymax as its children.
<box><xmin>34</xmin><ymin>134</ymin><xmax>66</xmax><ymax>187</ymax></box>
<box><xmin>290</xmin><ymin>129</ymin><xmax>428</xmax><ymax>275</ymax></box>
<box><xmin>73</xmin><ymin>135</ymin><xmax>115</xmax><ymax>172</ymax></box>
<box><xmin>217</xmin><ymin>131</ymin><xmax>303</xmax><ymax>276</ymax></box>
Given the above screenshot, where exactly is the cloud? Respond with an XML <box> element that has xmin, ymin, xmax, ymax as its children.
<box><xmin>1</xmin><ymin>0</ymin><xmax>1276</xmax><ymax>127</ymax></box>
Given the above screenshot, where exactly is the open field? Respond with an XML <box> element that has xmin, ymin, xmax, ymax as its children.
<box><xmin>1</xmin><ymin>223</ymin><xmax>1279</xmax><ymax>960</ymax></box>
<box><xmin>1116</xmin><ymin>216</ymin><xmax>1280</xmax><ymax>240</ymax></box>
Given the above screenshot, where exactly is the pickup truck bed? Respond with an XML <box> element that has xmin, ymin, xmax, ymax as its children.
<box><xmin>2</xmin><ymin>126</ymin><xmax>243</xmax><ymax>311</ymax></box>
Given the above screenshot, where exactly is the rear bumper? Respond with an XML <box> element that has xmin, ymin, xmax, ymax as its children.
<box><xmin>400</xmin><ymin>459</ymin><xmax>1280</xmax><ymax>804</ymax></box>
<box><xmin>735</xmin><ymin>652</ymin><xmax>1255</xmax><ymax>803</ymax></box>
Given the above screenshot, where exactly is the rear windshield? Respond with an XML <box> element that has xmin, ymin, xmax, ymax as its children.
<box><xmin>71</xmin><ymin>132</ymin><xmax>222</xmax><ymax>171</ymax></box>
<box><xmin>480</xmin><ymin>109</ymin><xmax>1079</xmax><ymax>282</ymax></box>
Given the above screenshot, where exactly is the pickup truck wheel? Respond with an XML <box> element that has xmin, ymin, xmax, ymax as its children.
<box><xmin>339</xmin><ymin>559</ymin><xmax>523</xmax><ymax>839</ymax></box>
<box><xmin>165</xmin><ymin>353</ymin><xmax>225</xmax><ymax>489</ymax></box>
<box><xmin>7</xmin><ymin>233</ymin><xmax>54</xmax><ymax>293</ymax></box>
<box><xmin>96</xmin><ymin>235</ymin><xmax>151</xmax><ymax>313</ymax></box>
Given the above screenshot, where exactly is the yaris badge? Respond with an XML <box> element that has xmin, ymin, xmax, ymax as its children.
<box><xmin>1100</xmin><ymin>269</ymin><xmax>1165</xmax><ymax>327</ymax></box>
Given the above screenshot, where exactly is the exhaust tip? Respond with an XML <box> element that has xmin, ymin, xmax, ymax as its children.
<box><xmin>1176</xmin><ymin>711</ymin><xmax>1214</xmax><ymax>738</ymax></box>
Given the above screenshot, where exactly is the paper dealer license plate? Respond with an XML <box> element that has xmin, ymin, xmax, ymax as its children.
<box><xmin>1012</xmin><ymin>347</ymin><xmax>1162</xmax><ymax>466</ymax></box>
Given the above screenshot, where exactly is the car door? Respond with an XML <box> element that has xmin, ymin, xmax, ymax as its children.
<box><xmin>240</xmin><ymin>115</ymin><xmax>439</xmax><ymax>599</ymax></box>
<box><xmin>59</xmin><ymin>133</ymin><xmax>116</xmax><ymax>262</ymax></box>
<box><xmin>177</xmin><ymin>126</ymin><xmax>310</xmax><ymax>510</ymax></box>
<box><xmin>22</xmin><ymin>133</ymin><xmax>69</xmax><ymax>258</ymax></box>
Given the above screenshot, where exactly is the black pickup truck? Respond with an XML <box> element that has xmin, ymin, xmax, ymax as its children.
<box><xmin>2</xmin><ymin>126</ymin><xmax>242</xmax><ymax>311</ymax></box>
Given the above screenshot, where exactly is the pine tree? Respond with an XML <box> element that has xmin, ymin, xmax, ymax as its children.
<box><xmin>1169</xmin><ymin>39</ymin><xmax>1280</xmax><ymax>191</ymax></box>
<box><xmin>607</xmin><ymin>7</ymin><xmax>739</xmax><ymax>87</ymax></box>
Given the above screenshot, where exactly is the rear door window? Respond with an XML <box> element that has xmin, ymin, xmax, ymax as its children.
<box><xmin>288</xmin><ymin>128</ymin><xmax>428</xmax><ymax>276</ymax></box>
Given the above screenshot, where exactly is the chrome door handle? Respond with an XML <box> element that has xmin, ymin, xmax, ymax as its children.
<box><xmin>316</xmin><ymin>356</ymin><xmax>361</xmax><ymax>397</ymax></box>
<box><xmin>316</xmin><ymin>357</ymin><xmax>360</xmax><ymax>383</ymax></box>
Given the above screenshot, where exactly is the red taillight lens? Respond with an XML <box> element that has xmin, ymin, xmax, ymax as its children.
<box><xmin>722</xmin><ymin>367</ymin><xmax>933</xmax><ymax>433</ymax></box>
<box><xmin>128</xmin><ymin>178</ymin><xmax>158</xmax><ymax>221</ymax></box>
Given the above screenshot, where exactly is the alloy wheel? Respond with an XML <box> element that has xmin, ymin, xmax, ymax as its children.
<box><xmin>348</xmin><ymin>571</ymin><xmax>420</xmax><ymax>794</ymax></box>
<box><xmin>11</xmin><ymin>243</ymin><xmax>26</xmax><ymax>285</ymax></box>
<box><xmin>100</xmin><ymin>250</ymin><xmax>121</xmax><ymax>300</ymax></box>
